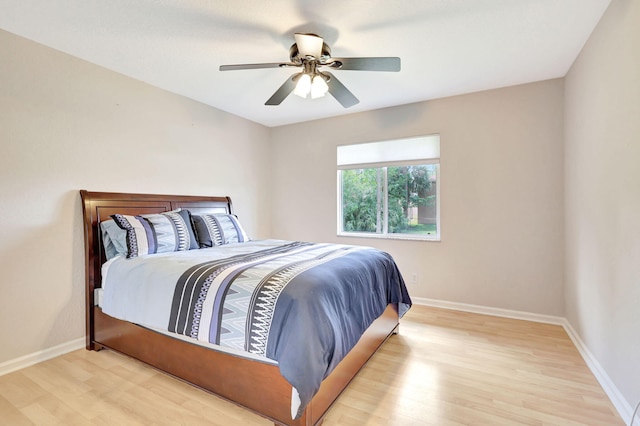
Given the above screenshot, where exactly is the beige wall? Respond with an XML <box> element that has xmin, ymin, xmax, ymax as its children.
<box><xmin>0</xmin><ymin>29</ymin><xmax>271</xmax><ymax>363</ymax></box>
<box><xmin>270</xmin><ymin>79</ymin><xmax>565</xmax><ymax>316</ymax></box>
<box><xmin>564</xmin><ymin>0</ymin><xmax>640</xmax><ymax>413</ymax></box>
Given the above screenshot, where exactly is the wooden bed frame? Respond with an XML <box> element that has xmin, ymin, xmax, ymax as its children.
<box><xmin>80</xmin><ymin>190</ymin><xmax>400</xmax><ymax>426</ymax></box>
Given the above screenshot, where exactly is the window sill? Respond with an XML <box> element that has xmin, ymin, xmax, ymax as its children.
<box><xmin>337</xmin><ymin>232</ymin><xmax>440</xmax><ymax>242</ymax></box>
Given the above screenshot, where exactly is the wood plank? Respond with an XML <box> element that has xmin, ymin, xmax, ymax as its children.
<box><xmin>0</xmin><ymin>305</ymin><xmax>623</xmax><ymax>425</ymax></box>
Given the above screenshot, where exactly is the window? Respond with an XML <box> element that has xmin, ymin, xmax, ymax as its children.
<box><xmin>337</xmin><ymin>135</ymin><xmax>440</xmax><ymax>241</ymax></box>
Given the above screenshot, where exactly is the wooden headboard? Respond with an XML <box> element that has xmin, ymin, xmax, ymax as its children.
<box><xmin>79</xmin><ymin>190</ymin><xmax>233</xmax><ymax>349</ymax></box>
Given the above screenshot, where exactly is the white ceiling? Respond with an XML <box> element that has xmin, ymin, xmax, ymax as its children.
<box><xmin>0</xmin><ymin>0</ymin><xmax>611</xmax><ymax>127</ymax></box>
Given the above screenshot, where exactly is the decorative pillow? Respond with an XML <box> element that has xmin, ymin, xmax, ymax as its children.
<box><xmin>100</xmin><ymin>219</ymin><xmax>128</xmax><ymax>260</ymax></box>
<box><xmin>111</xmin><ymin>210</ymin><xmax>198</xmax><ymax>258</ymax></box>
<box><xmin>192</xmin><ymin>214</ymin><xmax>249</xmax><ymax>248</ymax></box>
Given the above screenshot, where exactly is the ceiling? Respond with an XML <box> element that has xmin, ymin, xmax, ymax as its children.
<box><xmin>0</xmin><ymin>0</ymin><xmax>611</xmax><ymax>127</ymax></box>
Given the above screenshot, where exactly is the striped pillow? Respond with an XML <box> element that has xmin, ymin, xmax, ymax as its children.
<box><xmin>192</xmin><ymin>214</ymin><xmax>249</xmax><ymax>248</ymax></box>
<box><xmin>111</xmin><ymin>210</ymin><xmax>198</xmax><ymax>258</ymax></box>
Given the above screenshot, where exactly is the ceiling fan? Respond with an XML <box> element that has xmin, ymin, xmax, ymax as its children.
<box><xmin>219</xmin><ymin>33</ymin><xmax>401</xmax><ymax>108</ymax></box>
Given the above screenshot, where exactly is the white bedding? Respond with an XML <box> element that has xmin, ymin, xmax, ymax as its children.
<box><xmin>98</xmin><ymin>240</ymin><xmax>289</xmax><ymax>364</ymax></box>
<box><xmin>95</xmin><ymin>286</ymin><xmax>277</xmax><ymax>364</ymax></box>
<box><xmin>101</xmin><ymin>239</ymin><xmax>287</xmax><ymax>327</ymax></box>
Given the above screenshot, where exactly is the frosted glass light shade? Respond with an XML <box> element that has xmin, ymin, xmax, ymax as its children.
<box><xmin>294</xmin><ymin>33</ymin><xmax>323</xmax><ymax>58</ymax></box>
<box><xmin>310</xmin><ymin>76</ymin><xmax>329</xmax><ymax>99</ymax></box>
<box><xmin>293</xmin><ymin>73</ymin><xmax>312</xmax><ymax>98</ymax></box>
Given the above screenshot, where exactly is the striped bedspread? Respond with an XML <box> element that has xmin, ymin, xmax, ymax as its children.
<box><xmin>101</xmin><ymin>239</ymin><xmax>411</xmax><ymax>418</ymax></box>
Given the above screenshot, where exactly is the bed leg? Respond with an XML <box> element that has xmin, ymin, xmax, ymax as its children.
<box><xmin>87</xmin><ymin>342</ymin><xmax>105</xmax><ymax>352</ymax></box>
<box><xmin>272</xmin><ymin>422</ymin><xmax>324</xmax><ymax>426</ymax></box>
<box><xmin>392</xmin><ymin>324</ymin><xmax>400</xmax><ymax>335</ymax></box>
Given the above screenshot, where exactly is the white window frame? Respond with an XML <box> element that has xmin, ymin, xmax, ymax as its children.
<box><xmin>337</xmin><ymin>135</ymin><xmax>441</xmax><ymax>241</ymax></box>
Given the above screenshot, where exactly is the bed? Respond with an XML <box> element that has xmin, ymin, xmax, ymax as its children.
<box><xmin>80</xmin><ymin>190</ymin><xmax>410</xmax><ymax>426</ymax></box>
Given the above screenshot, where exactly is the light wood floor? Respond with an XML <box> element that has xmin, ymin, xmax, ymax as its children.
<box><xmin>0</xmin><ymin>305</ymin><xmax>623</xmax><ymax>425</ymax></box>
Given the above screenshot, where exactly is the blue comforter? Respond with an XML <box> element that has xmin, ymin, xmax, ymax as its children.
<box><xmin>102</xmin><ymin>240</ymin><xmax>411</xmax><ymax>418</ymax></box>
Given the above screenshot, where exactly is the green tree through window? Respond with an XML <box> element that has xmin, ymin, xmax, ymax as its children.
<box><xmin>337</xmin><ymin>135</ymin><xmax>440</xmax><ymax>240</ymax></box>
<box><xmin>340</xmin><ymin>165</ymin><xmax>437</xmax><ymax>237</ymax></box>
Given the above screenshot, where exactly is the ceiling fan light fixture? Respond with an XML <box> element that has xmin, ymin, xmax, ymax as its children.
<box><xmin>220</xmin><ymin>33</ymin><xmax>400</xmax><ymax>108</ymax></box>
<box><xmin>294</xmin><ymin>33</ymin><xmax>323</xmax><ymax>59</ymax></box>
<box><xmin>293</xmin><ymin>73</ymin><xmax>312</xmax><ymax>98</ymax></box>
<box><xmin>311</xmin><ymin>75</ymin><xmax>329</xmax><ymax>99</ymax></box>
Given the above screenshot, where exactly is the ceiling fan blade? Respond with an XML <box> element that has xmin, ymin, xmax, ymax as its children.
<box><xmin>324</xmin><ymin>72</ymin><xmax>359</xmax><ymax>108</ymax></box>
<box><xmin>328</xmin><ymin>57</ymin><xmax>401</xmax><ymax>72</ymax></box>
<box><xmin>265</xmin><ymin>74</ymin><xmax>298</xmax><ymax>106</ymax></box>
<box><xmin>294</xmin><ymin>33</ymin><xmax>324</xmax><ymax>58</ymax></box>
<box><xmin>220</xmin><ymin>62</ymin><xmax>295</xmax><ymax>71</ymax></box>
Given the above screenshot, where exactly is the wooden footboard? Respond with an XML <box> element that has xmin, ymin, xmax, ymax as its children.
<box><xmin>91</xmin><ymin>304</ymin><xmax>399</xmax><ymax>426</ymax></box>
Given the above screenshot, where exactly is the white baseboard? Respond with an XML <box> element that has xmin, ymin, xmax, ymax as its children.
<box><xmin>561</xmin><ymin>320</ymin><xmax>635</xmax><ymax>425</ymax></box>
<box><xmin>0</xmin><ymin>337</ymin><xmax>85</xmax><ymax>377</ymax></box>
<box><xmin>413</xmin><ymin>297</ymin><xmax>634</xmax><ymax>425</ymax></box>
<box><xmin>413</xmin><ymin>296</ymin><xmax>566</xmax><ymax>325</ymax></box>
